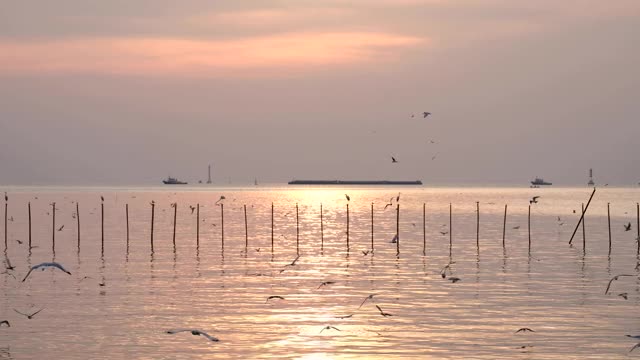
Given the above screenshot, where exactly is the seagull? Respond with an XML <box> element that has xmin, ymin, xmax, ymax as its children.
<box><xmin>449</xmin><ymin>277</ymin><xmax>461</xmax><ymax>283</ymax></box>
<box><xmin>604</xmin><ymin>274</ymin><xmax>634</xmax><ymax>294</ymax></box>
<box><xmin>22</xmin><ymin>262</ymin><xmax>72</xmax><ymax>282</ymax></box>
<box><xmin>215</xmin><ymin>196</ymin><xmax>226</xmax><ymax>205</ymax></box>
<box><xmin>391</xmin><ymin>156</ymin><xmax>398</xmax><ymax>163</ymax></box>
<box><xmin>266</xmin><ymin>295</ymin><xmax>285</xmax><ymax>303</ymax></box>
<box><xmin>375</xmin><ymin>305</ymin><xmax>393</xmax><ymax>317</ymax></box>
<box><xmin>15</xmin><ymin>240</ymin><xmax>22</xmax><ymax>245</ymax></box>
<box><xmin>358</xmin><ymin>294</ymin><xmax>376</xmax><ymax>309</ymax></box>
<box><xmin>345</xmin><ymin>194</ymin><xmax>350</xmax><ymax>201</ymax></box>
<box><xmin>57</xmin><ymin>225</ymin><xmax>64</xmax><ymax>232</ymax></box>
<box><xmin>440</xmin><ymin>231</ymin><xmax>448</xmax><ymax>235</ymax></box>
<box><xmin>529</xmin><ymin>196</ymin><xmax>540</xmax><ymax>204</ymax></box>
<box><xmin>512</xmin><ymin>226</ymin><xmax>520</xmax><ymax>229</ymax></box>
<box><xmin>390</xmin><ymin>234</ymin><xmax>398</xmax><ymax>243</ymax></box>
<box><xmin>317</xmin><ymin>281</ymin><xmax>336</xmax><ymax>289</ymax></box>
<box><xmin>285</xmin><ymin>255</ymin><xmax>301</xmax><ymax>267</ymax></box>
<box><xmin>320</xmin><ymin>326</ymin><xmax>341</xmax><ymax>334</ymax></box>
<box><xmin>166</xmin><ymin>329</ymin><xmax>219</xmax><ymax>342</ymax></box>
<box><xmin>440</xmin><ymin>263</ymin><xmax>453</xmax><ymax>278</ymax></box>
<box><xmin>625</xmin><ymin>222</ymin><xmax>632</xmax><ymax>231</ymax></box>
<box><xmin>383</xmin><ymin>202</ymin><xmax>393</xmax><ymax>210</ymax></box>
<box><xmin>362</xmin><ymin>250</ymin><xmax>372</xmax><ymax>256</ymax></box>
<box><xmin>423</xmin><ymin>112</ymin><xmax>431</xmax><ymax>118</ymax></box>
<box><xmin>515</xmin><ymin>328</ymin><xmax>535</xmax><ymax>333</ymax></box>
<box><xmin>619</xmin><ymin>293</ymin><xmax>629</xmax><ymax>300</ymax></box>
<box><xmin>14</xmin><ymin>308</ymin><xmax>44</xmax><ymax>319</ymax></box>
<box><xmin>336</xmin><ymin>314</ymin><xmax>354</xmax><ymax>319</ymax></box>
<box><xmin>190</xmin><ymin>206</ymin><xmax>196</xmax><ymax>214</ymax></box>
<box><xmin>0</xmin><ymin>320</ymin><xmax>9</xmax><ymax>327</ymax></box>
<box><xmin>100</xmin><ymin>196</ymin><xmax>104</xmax><ymax>202</ymax></box>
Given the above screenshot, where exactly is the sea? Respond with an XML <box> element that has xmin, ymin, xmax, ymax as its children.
<box><xmin>1</xmin><ymin>185</ymin><xmax>639</xmax><ymax>359</ymax></box>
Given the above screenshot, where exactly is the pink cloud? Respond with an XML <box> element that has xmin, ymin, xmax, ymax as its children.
<box><xmin>0</xmin><ymin>32</ymin><xmax>424</xmax><ymax>77</ymax></box>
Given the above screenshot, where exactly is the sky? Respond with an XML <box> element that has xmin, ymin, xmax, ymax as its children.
<box><xmin>0</xmin><ymin>0</ymin><xmax>639</xmax><ymax>186</ymax></box>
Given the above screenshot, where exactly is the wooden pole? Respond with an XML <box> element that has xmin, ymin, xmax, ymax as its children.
<box><xmin>3</xmin><ymin>198</ymin><xmax>6</xmax><ymax>250</ymax></box>
<box><xmin>423</xmin><ymin>203</ymin><xmax>426</xmax><ymax>255</ymax></box>
<box><xmin>271</xmin><ymin>203</ymin><xmax>274</xmax><ymax>252</ymax></box>
<box><xmin>244</xmin><ymin>204</ymin><xmax>248</xmax><ymax>249</ymax></box>
<box><xmin>581</xmin><ymin>203</ymin><xmax>585</xmax><ymax>250</ymax></box>
<box><xmin>125</xmin><ymin>203</ymin><xmax>129</xmax><ymax>247</ymax></box>
<box><xmin>528</xmin><ymin>205</ymin><xmax>531</xmax><ymax>253</ymax></box>
<box><xmin>52</xmin><ymin>202</ymin><xmax>56</xmax><ymax>254</ymax></box>
<box><xmin>476</xmin><ymin>201</ymin><xmax>480</xmax><ymax>251</ymax></box>
<box><xmin>221</xmin><ymin>203</ymin><xmax>224</xmax><ymax>250</ymax></box>
<box><xmin>637</xmin><ymin>202</ymin><xmax>639</xmax><ymax>255</ymax></box>
<box><xmin>320</xmin><ymin>203</ymin><xmax>324</xmax><ymax>251</ymax></box>
<box><xmin>28</xmin><ymin>202</ymin><xmax>32</xmax><ymax>249</ymax></box>
<box><xmin>607</xmin><ymin>202</ymin><xmax>611</xmax><ymax>254</ymax></box>
<box><xmin>150</xmin><ymin>202</ymin><xmax>155</xmax><ymax>253</ymax></box>
<box><xmin>396</xmin><ymin>204</ymin><xmax>400</xmax><ymax>255</ymax></box>
<box><xmin>569</xmin><ymin>188</ymin><xmax>596</xmax><ymax>245</ymax></box>
<box><xmin>346</xmin><ymin>203</ymin><xmax>350</xmax><ymax>251</ymax></box>
<box><xmin>296</xmin><ymin>203</ymin><xmax>300</xmax><ymax>254</ymax></box>
<box><xmin>449</xmin><ymin>203</ymin><xmax>452</xmax><ymax>256</ymax></box>
<box><xmin>370</xmin><ymin>202</ymin><xmax>374</xmax><ymax>252</ymax></box>
<box><xmin>101</xmin><ymin>201</ymin><xmax>104</xmax><ymax>255</ymax></box>
<box><xmin>502</xmin><ymin>204</ymin><xmax>507</xmax><ymax>249</ymax></box>
<box><xmin>172</xmin><ymin>203</ymin><xmax>177</xmax><ymax>248</ymax></box>
<box><xmin>76</xmin><ymin>202</ymin><xmax>80</xmax><ymax>250</ymax></box>
<box><xmin>196</xmin><ymin>204</ymin><xmax>200</xmax><ymax>248</ymax></box>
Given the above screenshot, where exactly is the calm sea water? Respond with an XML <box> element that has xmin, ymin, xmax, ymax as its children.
<box><xmin>1</xmin><ymin>186</ymin><xmax>640</xmax><ymax>359</ymax></box>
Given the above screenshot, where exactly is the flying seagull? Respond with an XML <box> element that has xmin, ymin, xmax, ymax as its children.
<box><xmin>515</xmin><ymin>328</ymin><xmax>535</xmax><ymax>333</ymax></box>
<box><xmin>190</xmin><ymin>206</ymin><xmax>196</xmax><ymax>214</ymax></box>
<box><xmin>604</xmin><ymin>274</ymin><xmax>635</xmax><ymax>295</ymax></box>
<box><xmin>449</xmin><ymin>277</ymin><xmax>461</xmax><ymax>283</ymax></box>
<box><xmin>625</xmin><ymin>222</ymin><xmax>632</xmax><ymax>231</ymax></box>
<box><xmin>391</xmin><ymin>156</ymin><xmax>398</xmax><ymax>163</ymax></box>
<box><xmin>383</xmin><ymin>202</ymin><xmax>393</xmax><ymax>210</ymax></box>
<box><xmin>266</xmin><ymin>295</ymin><xmax>285</xmax><ymax>303</ymax></box>
<box><xmin>375</xmin><ymin>305</ymin><xmax>393</xmax><ymax>317</ymax></box>
<box><xmin>57</xmin><ymin>225</ymin><xmax>64</xmax><ymax>232</ymax></box>
<box><xmin>440</xmin><ymin>263</ymin><xmax>454</xmax><ymax>278</ymax></box>
<box><xmin>423</xmin><ymin>112</ymin><xmax>431</xmax><ymax>118</ymax></box>
<box><xmin>320</xmin><ymin>326</ymin><xmax>341</xmax><ymax>334</ymax></box>
<box><xmin>336</xmin><ymin>314</ymin><xmax>354</xmax><ymax>319</ymax></box>
<box><xmin>14</xmin><ymin>308</ymin><xmax>44</xmax><ymax>319</ymax></box>
<box><xmin>619</xmin><ymin>293</ymin><xmax>629</xmax><ymax>300</ymax></box>
<box><xmin>358</xmin><ymin>294</ymin><xmax>376</xmax><ymax>309</ymax></box>
<box><xmin>317</xmin><ymin>281</ymin><xmax>336</xmax><ymax>289</ymax></box>
<box><xmin>215</xmin><ymin>196</ymin><xmax>226</xmax><ymax>205</ymax></box>
<box><xmin>529</xmin><ymin>196</ymin><xmax>540</xmax><ymax>204</ymax></box>
<box><xmin>0</xmin><ymin>320</ymin><xmax>9</xmax><ymax>327</ymax></box>
<box><xmin>166</xmin><ymin>329</ymin><xmax>219</xmax><ymax>342</ymax></box>
<box><xmin>22</xmin><ymin>262</ymin><xmax>72</xmax><ymax>282</ymax></box>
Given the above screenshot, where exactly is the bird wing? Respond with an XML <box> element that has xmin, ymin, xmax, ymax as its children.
<box><xmin>331</xmin><ymin>326</ymin><xmax>341</xmax><ymax>331</ymax></box>
<box><xmin>167</xmin><ymin>329</ymin><xmax>193</xmax><ymax>334</ymax></box>
<box><xmin>375</xmin><ymin>305</ymin><xmax>383</xmax><ymax>313</ymax></box>
<box><xmin>50</xmin><ymin>262</ymin><xmax>71</xmax><ymax>274</ymax></box>
<box><xmin>13</xmin><ymin>309</ymin><xmax>28</xmax><ymax>317</ymax></box>
<box><xmin>30</xmin><ymin>308</ymin><xmax>44</xmax><ymax>317</ymax></box>
<box><xmin>358</xmin><ymin>297</ymin><xmax>369</xmax><ymax>309</ymax></box>
<box><xmin>197</xmin><ymin>331</ymin><xmax>219</xmax><ymax>342</ymax></box>
<box><xmin>630</xmin><ymin>342</ymin><xmax>640</xmax><ymax>353</ymax></box>
<box><xmin>21</xmin><ymin>268</ymin><xmax>35</xmax><ymax>282</ymax></box>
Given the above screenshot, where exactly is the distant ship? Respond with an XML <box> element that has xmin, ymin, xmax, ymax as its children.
<box><xmin>163</xmin><ymin>176</ymin><xmax>187</xmax><ymax>185</ymax></box>
<box><xmin>530</xmin><ymin>177</ymin><xmax>552</xmax><ymax>186</ymax></box>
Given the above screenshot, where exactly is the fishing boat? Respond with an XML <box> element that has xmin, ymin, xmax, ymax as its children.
<box><xmin>530</xmin><ymin>177</ymin><xmax>552</xmax><ymax>186</ymax></box>
<box><xmin>163</xmin><ymin>176</ymin><xmax>187</xmax><ymax>185</ymax></box>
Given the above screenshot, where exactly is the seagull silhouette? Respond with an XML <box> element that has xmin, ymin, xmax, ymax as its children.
<box><xmin>515</xmin><ymin>328</ymin><xmax>535</xmax><ymax>333</ymax></box>
<box><xmin>14</xmin><ymin>308</ymin><xmax>44</xmax><ymax>319</ymax></box>
<box><xmin>57</xmin><ymin>225</ymin><xmax>64</xmax><ymax>232</ymax></box>
<box><xmin>166</xmin><ymin>329</ymin><xmax>219</xmax><ymax>342</ymax></box>
<box><xmin>619</xmin><ymin>293</ymin><xmax>628</xmax><ymax>300</ymax></box>
<box><xmin>383</xmin><ymin>202</ymin><xmax>393</xmax><ymax>210</ymax></box>
<box><xmin>266</xmin><ymin>295</ymin><xmax>285</xmax><ymax>303</ymax></box>
<box><xmin>449</xmin><ymin>277</ymin><xmax>461</xmax><ymax>283</ymax></box>
<box><xmin>604</xmin><ymin>274</ymin><xmax>634</xmax><ymax>294</ymax></box>
<box><xmin>22</xmin><ymin>262</ymin><xmax>72</xmax><ymax>282</ymax></box>
<box><xmin>423</xmin><ymin>112</ymin><xmax>431</xmax><ymax>118</ymax></box>
<box><xmin>358</xmin><ymin>294</ymin><xmax>376</xmax><ymax>309</ymax></box>
<box><xmin>375</xmin><ymin>305</ymin><xmax>393</xmax><ymax>317</ymax></box>
<box><xmin>335</xmin><ymin>314</ymin><xmax>354</xmax><ymax>319</ymax></box>
<box><xmin>100</xmin><ymin>196</ymin><xmax>104</xmax><ymax>202</ymax></box>
<box><xmin>190</xmin><ymin>206</ymin><xmax>196</xmax><ymax>214</ymax></box>
<box><xmin>440</xmin><ymin>263</ymin><xmax>454</xmax><ymax>278</ymax></box>
<box><xmin>320</xmin><ymin>326</ymin><xmax>341</xmax><ymax>334</ymax></box>
<box><xmin>0</xmin><ymin>320</ymin><xmax>9</xmax><ymax>327</ymax></box>
<box><xmin>345</xmin><ymin>194</ymin><xmax>350</xmax><ymax>201</ymax></box>
<box><xmin>317</xmin><ymin>281</ymin><xmax>336</xmax><ymax>289</ymax></box>
<box><xmin>391</xmin><ymin>157</ymin><xmax>398</xmax><ymax>163</ymax></box>
<box><xmin>215</xmin><ymin>196</ymin><xmax>226</xmax><ymax>205</ymax></box>
<box><xmin>529</xmin><ymin>196</ymin><xmax>540</xmax><ymax>204</ymax></box>
<box><xmin>625</xmin><ymin>222</ymin><xmax>632</xmax><ymax>231</ymax></box>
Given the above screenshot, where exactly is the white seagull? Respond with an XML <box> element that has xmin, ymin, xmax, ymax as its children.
<box><xmin>166</xmin><ymin>329</ymin><xmax>219</xmax><ymax>342</ymax></box>
<box><xmin>22</xmin><ymin>262</ymin><xmax>72</xmax><ymax>282</ymax></box>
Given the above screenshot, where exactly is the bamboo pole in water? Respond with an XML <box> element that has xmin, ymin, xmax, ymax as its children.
<box><xmin>296</xmin><ymin>203</ymin><xmax>300</xmax><ymax>254</ymax></box>
<box><xmin>221</xmin><ymin>203</ymin><xmax>224</xmax><ymax>250</ymax></box>
<box><xmin>150</xmin><ymin>201</ymin><xmax>155</xmax><ymax>253</ymax></box>
<box><xmin>370</xmin><ymin>202</ymin><xmax>374</xmax><ymax>252</ymax></box>
<box><xmin>569</xmin><ymin>188</ymin><xmax>596</xmax><ymax>245</ymax></box>
<box><xmin>101</xmin><ymin>201</ymin><xmax>104</xmax><ymax>255</ymax></box>
<box><xmin>271</xmin><ymin>203</ymin><xmax>274</xmax><ymax>252</ymax></box>
<box><xmin>449</xmin><ymin>203</ymin><xmax>452</xmax><ymax>256</ymax></box>
<box><xmin>527</xmin><ymin>205</ymin><xmax>531</xmax><ymax>253</ymax></box>
<box><xmin>125</xmin><ymin>204</ymin><xmax>129</xmax><ymax>247</ymax></box>
<box><xmin>244</xmin><ymin>205</ymin><xmax>248</xmax><ymax>249</ymax></box>
<box><xmin>172</xmin><ymin>203</ymin><xmax>177</xmax><ymax>248</ymax></box>
<box><xmin>476</xmin><ymin>201</ymin><xmax>480</xmax><ymax>251</ymax></box>
<box><xmin>637</xmin><ymin>202</ymin><xmax>639</xmax><ymax>255</ymax></box>
<box><xmin>422</xmin><ymin>203</ymin><xmax>426</xmax><ymax>255</ymax></box>
<box><xmin>28</xmin><ymin>202</ymin><xmax>32</xmax><ymax>249</ymax></box>
<box><xmin>396</xmin><ymin>204</ymin><xmax>400</xmax><ymax>255</ymax></box>
<box><xmin>502</xmin><ymin>204</ymin><xmax>507</xmax><ymax>249</ymax></box>
<box><xmin>196</xmin><ymin>204</ymin><xmax>200</xmax><ymax>248</ymax></box>
<box><xmin>607</xmin><ymin>202</ymin><xmax>611</xmax><ymax>254</ymax></box>
<box><xmin>3</xmin><ymin>196</ymin><xmax>6</xmax><ymax>250</ymax></box>
<box><xmin>52</xmin><ymin>202</ymin><xmax>56</xmax><ymax>254</ymax></box>
<box><xmin>76</xmin><ymin>202</ymin><xmax>80</xmax><ymax>250</ymax></box>
<box><xmin>321</xmin><ymin>203</ymin><xmax>324</xmax><ymax>251</ymax></box>
<box><xmin>346</xmin><ymin>203</ymin><xmax>350</xmax><ymax>251</ymax></box>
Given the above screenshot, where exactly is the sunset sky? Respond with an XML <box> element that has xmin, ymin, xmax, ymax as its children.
<box><xmin>1</xmin><ymin>1</ymin><xmax>638</xmax><ymax>185</ymax></box>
